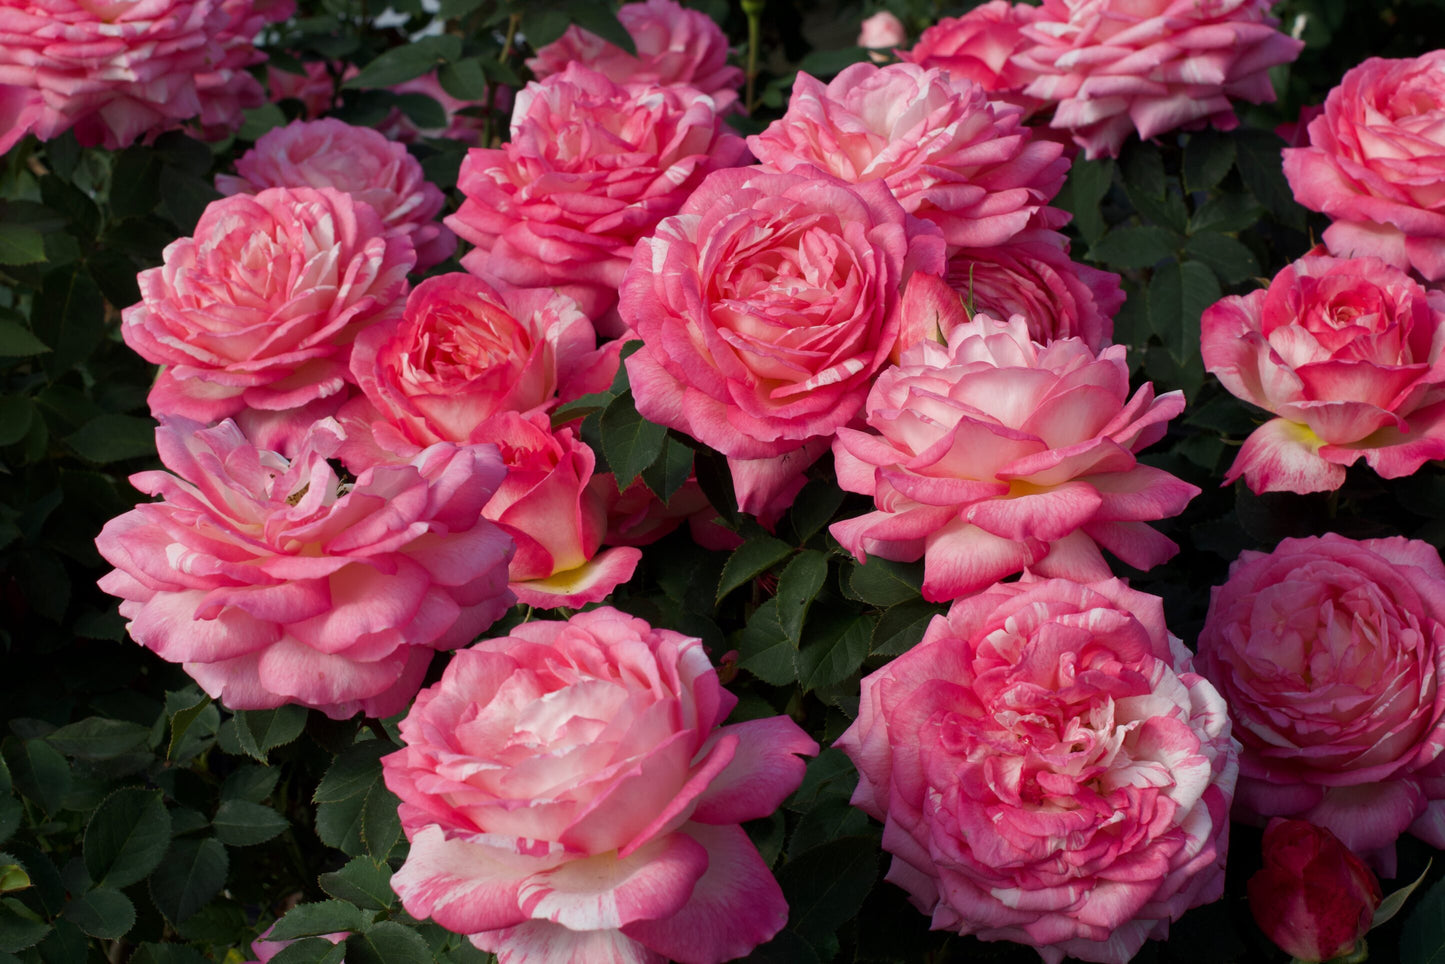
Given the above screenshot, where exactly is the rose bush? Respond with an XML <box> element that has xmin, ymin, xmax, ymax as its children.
<box><xmin>837</xmin><ymin>576</ymin><xmax>1237</xmax><ymax>964</ymax></box>
<box><xmin>382</xmin><ymin>607</ymin><xmax>818</xmax><ymax>964</ymax></box>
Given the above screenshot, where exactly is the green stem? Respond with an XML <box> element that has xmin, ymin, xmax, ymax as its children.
<box><xmin>742</xmin><ymin>0</ymin><xmax>764</xmax><ymax>114</ymax></box>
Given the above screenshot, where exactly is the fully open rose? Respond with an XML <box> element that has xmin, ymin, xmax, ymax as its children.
<box><xmin>94</xmin><ymin>418</ymin><xmax>515</xmax><ymax>719</ymax></box>
<box><xmin>383</xmin><ymin>607</ymin><xmax>818</xmax><ymax>964</ymax></box>
<box><xmin>1196</xmin><ymin>534</ymin><xmax>1445</xmax><ymax>875</ymax></box>
<box><xmin>830</xmin><ymin>314</ymin><xmax>1197</xmax><ymax>602</ymax></box>
<box><xmin>837</xmin><ymin>576</ymin><xmax>1237</xmax><ymax>964</ymax></box>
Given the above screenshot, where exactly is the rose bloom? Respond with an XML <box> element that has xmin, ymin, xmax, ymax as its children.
<box><xmin>858</xmin><ymin>10</ymin><xmax>906</xmax><ymax>53</ymax></box>
<box><xmin>121</xmin><ymin>186</ymin><xmax>414</xmax><ymax>425</ymax></box>
<box><xmin>1283</xmin><ymin>52</ymin><xmax>1445</xmax><ymax>282</ymax></box>
<box><xmin>527</xmin><ymin>0</ymin><xmax>744</xmax><ymax>113</ymax></box>
<box><xmin>837</xmin><ymin>576</ymin><xmax>1237</xmax><ymax>964</ymax></box>
<box><xmin>189</xmin><ymin>0</ymin><xmax>294</xmax><ymax>140</ymax></box>
<box><xmin>1196</xmin><ymin>534</ymin><xmax>1445</xmax><ymax>875</ymax></box>
<box><xmin>1200</xmin><ymin>253</ymin><xmax>1445</xmax><ymax>495</ymax></box>
<box><xmin>1013</xmin><ymin>0</ymin><xmax>1304</xmax><ymax>159</ymax></box>
<box><xmin>95</xmin><ymin>418</ymin><xmax>515</xmax><ymax>719</ymax></box>
<box><xmin>448</xmin><ymin>63</ymin><xmax>750</xmax><ymax>329</ymax></box>
<box><xmin>830</xmin><ymin>314</ymin><xmax>1197</xmax><ymax>602</ymax></box>
<box><xmin>1248</xmin><ymin>819</ymin><xmax>1381</xmax><ymax>964</ymax></box>
<box><xmin>748</xmin><ymin>62</ymin><xmax>1069</xmax><ymax>251</ymax></box>
<box><xmin>899</xmin><ymin>1</ymin><xmax>1042</xmax><ymax>110</ymax></box>
<box><xmin>622</xmin><ymin>165</ymin><xmax>946</xmax><ymax>525</ymax></box>
<box><xmin>217</xmin><ymin>118</ymin><xmax>457</xmax><ymax>271</ymax></box>
<box><xmin>382</xmin><ymin>607</ymin><xmax>818</xmax><ymax>964</ymax></box>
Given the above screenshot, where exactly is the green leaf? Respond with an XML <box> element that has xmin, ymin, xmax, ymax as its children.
<box><xmin>1059</xmin><ymin>157</ymin><xmax>1114</xmax><ymax>245</ymax></box>
<box><xmin>233</xmin><ymin>705</ymin><xmax>308</xmax><ymax>763</ymax></box>
<box><xmin>159</xmin><ymin>170</ymin><xmax>222</xmax><ymax>235</ymax></box>
<box><xmin>1374</xmin><ymin>859</ymin><xmax>1431</xmax><ymax>930</ymax></box>
<box><xmin>4</xmin><ymin>740</ymin><xmax>71</xmax><ymax>815</ymax></box>
<box><xmin>345</xmin><ymin>920</ymin><xmax>433</xmax><ymax>964</ymax></box>
<box><xmin>360</xmin><ymin>783</ymin><xmax>402</xmax><ymax>861</ymax></box>
<box><xmin>108</xmin><ymin>148</ymin><xmax>163</xmax><ymax>221</ymax></box>
<box><xmin>392</xmin><ymin>93</ymin><xmax>447</xmax><ymax>130</ymax></box>
<box><xmin>796</xmin><ymin>610</ymin><xmax>873</xmax><ymax>693</ymax></box>
<box><xmin>0</xmin><ymin>862</ymin><xmax>27</xmax><ymax>895</ymax></box>
<box><xmin>0</xmin><ymin>398</ymin><xmax>33</xmax><ymax>447</ymax></box>
<box><xmin>46</xmin><ymin>717</ymin><xmax>151</xmax><ymax>761</ymax></box>
<box><xmin>870</xmin><ymin>598</ymin><xmax>944</xmax><ymax>656</ymax></box>
<box><xmin>270</xmin><ymin>938</ymin><xmax>349</xmax><ymax>964</ymax></box>
<box><xmin>521</xmin><ymin>1</ymin><xmax>636</xmax><ymax>54</ymax></box>
<box><xmin>0</xmin><ymin>321</ymin><xmax>49</xmax><ymax>358</ymax></box>
<box><xmin>600</xmin><ymin>392</ymin><xmax>668</xmax><ymax>491</ymax></box>
<box><xmin>266</xmin><ymin>901</ymin><xmax>368</xmax><ymax>942</ymax></box>
<box><xmin>777</xmin><ymin>838</ymin><xmax>880</xmax><ymax>951</ymax></box>
<box><xmin>345</xmin><ymin>35</ymin><xmax>463</xmax><ymax>90</ymax></box>
<box><xmin>640</xmin><ymin>432</ymin><xmax>694</xmax><ymax>504</ymax></box>
<box><xmin>1149</xmin><ymin>260</ymin><xmax>1221</xmax><ymax>367</ymax></box>
<box><xmin>319</xmin><ymin>858</ymin><xmax>395</xmax><ymax>912</ymax></box>
<box><xmin>62</xmin><ymin>887</ymin><xmax>134</xmax><ymax>940</ymax></box>
<box><xmin>788</xmin><ymin>748</ymin><xmax>859</xmax><ymax>812</ymax></box>
<box><xmin>1401</xmin><ymin>876</ymin><xmax>1445</xmax><ymax>964</ymax></box>
<box><xmin>128</xmin><ymin>944</ymin><xmax>211</xmax><ymax>964</ymax></box>
<box><xmin>716</xmin><ymin>536</ymin><xmax>793</xmax><ymax>604</ymax></box>
<box><xmin>1121</xmin><ymin>141</ymin><xmax>1166</xmax><ymax>200</ymax></box>
<box><xmin>221</xmin><ymin>765</ymin><xmax>278</xmax><ymax>804</ymax></box>
<box><xmin>211</xmin><ymin>800</ymin><xmax>288</xmax><ymax>847</ymax></box>
<box><xmin>0</xmin><ymin>897</ymin><xmax>50</xmax><ymax>953</ymax></box>
<box><xmin>148</xmin><ymin>838</ymin><xmax>228</xmax><ymax>925</ymax></box>
<box><xmin>1189</xmin><ymin>194</ymin><xmax>1263</xmax><ymax>235</ymax></box>
<box><xmin>238</xmin><ymin>102</ymin><xmax>287</xmax><ymax>141</ymax></box>
<box><xmin>774</xmin><ymin>551</ymin><xmax>828</xmax><ymax>644</ymax></box>
<box><xmin>787</xmin><ymin>796</ymin><xmax>872</xmax><ymax>860</ymax></box>
<box><xmin>1235</xmin><ymin>129</ymin><xmax>1305</xmax><ymax>228</ymax></box>
<box><xmin>437</xmin><ymin>58</ymin><xmax>489</xmax><ymax>101</ymax></box>
<box><xmin>168</xmin><ymin>694</ymin><xmax>213</xmax><ymax>761</ymax></box>
<box><xmin>1184</xmin><ymin>232</ymin><xmax>1260</xmax><ymax>285</ymax></box>
<box><xmin>33</xmin><ymin>263</ymin><xmax>104</xmax><ymax>376</ymax></box>
<box><xmin>0</xmin><ymin>800</ymin><xmax>18</xmax><ymax>849</ymax></box>
<box><xmin>83</xmin><ymin>788</ymin><xmax>172</xmax><ymax>888</ymax></box>
<box><xmin>782</xmin><ymin>479</ymin><xmax>845</xmax><ymax>546</ymax></box>
<box><xmin>847</xmin><ymin>557</ymin><xmax>923</xmax><ymax>608</ymax></box>
<box><xmin>736</xmin><ymin>599</ymin><xmax>798</xmax><ymax>686</ymax></box>
<box><xmin>314</xmin><ymin>741</ymin><xmax>392</xmax><ymax>804</ymax></box>
<box><xmin>0</xmin><ymin>225</ymin><xmax>45</xmax><ymax>267</ymax></box>
<box><xmin>1183</xmin><ymin>129</ymin><xmax>1236</xmax><ymax>193</ymax></box>
<box><xmin>1088</xmin><ymin>226</ymin><xmax>1181</xmax><ymax>270</ymax></box>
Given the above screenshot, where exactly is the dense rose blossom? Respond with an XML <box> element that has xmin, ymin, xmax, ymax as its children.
<box><xmin>622</xmin><ymin>165</ymin><xmax>946</xmax><ymax>525</ymax></box>
<box><xmin>216</xmin><ymin>118</ymin><xmax>456</xmax><ymax>270</ymax></box>
<box><xmin>1248</xmin><ymin>819</ymin><xmax>1381</xmax><ymax>964</ymax></box>
<box><xmin>837</xmin><ymin>576</ymin><xmax>1237</xmax><ymax>964</ymax></box>
<box><xmin>527</xmin><ymin>0</ymin><xmax>744</xmax><ymax>113</ymax></box>
<box><xmin>95</xmin><ymin>418</ymin><xmax>515</xmax><ymax>719</ymax></box>
<box><xmin>1014</xmin><ymin>0</ymin><xmax>1304</xmax><ymax>159</ymax></box>
<box><xmin>1283</xmin><ymin>52</ymin><xmax>1445</xmax><ymax>281</ymax></box>
<box><xmin>858</xmin><ymin>10</ymin><xmax>906</xmax><ymax>56</ymax></box>
<box><xmin>448</xmin><ymin>63</ymin><xmax>750</xmax><ymax>328</ymax></box>
<box><xmin>1196</xmin><ymin>534</ymin><xmax>1445</xmax><ymax>874</ymax></box>
<box><xmin>748</xmin><ymin>63</ymin><xmax>1069</xmax><ymax>251</ymax></box>
<box><xmin>383</xmin><ymin>607</ymin><xmax>818</xmax><ymax>964</ymax></box>
<box><xmin>121</xmin><ymin>187</ymin><xmax>414</xmax><ymax>424</ymax></box>
<box><xmin>899</xmin><ymin>1</ymin><xmax>1042</xmax><ymax>110</ymax></box>
<box><xmin>830</xmin><ymin>315</ymin><xmax>1196</xmax><ymax>602</ymax></box>
<box><xmin>1200</xmin><ymin>253</ymin><xmax>1445</xmax><ymax>494</ymax></box>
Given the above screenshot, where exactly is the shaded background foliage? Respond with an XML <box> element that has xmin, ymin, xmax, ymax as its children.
<box><xmin>5</xmin><ymin>0</ymin><xmax>1445</xmax><ymax>962</ymax></box>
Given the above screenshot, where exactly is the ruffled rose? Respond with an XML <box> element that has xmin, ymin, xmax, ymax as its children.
<box><xmin>1283</xmin><ymin>52</ymin><xmax>1445</xmax><ymax>281</ymax></box>
<box><xmin>1200</xmin><ymin>253</ymin><xmax>1445</xmax><ymax>494</ymax></box>
<box><xmin>830</xmin><ymin>314</ymin><xmax>1196</xmax><ymax>602</ymax></box>
<box><xmin>837</xmin><ymin>576</ymin><xmax>1237</xmax><ymax>964</ymax></box>
<box><xmin>383</xmin><ymin>607</ymin><xmax>818</xmax><ymax>964</ymax></box>
<box><xmin>217</xmin><ymin>118</ymin><xmax>456</xmax><ymax>270</ymax></box>
<box><xmin>448</xmin><ymin>63</ymin><xmax>750</xmax><ymax>329</ymax></box>
<box><xmin>1015</xmin><ymin>0</ymin><xmax>1304</xmax><ymax>159</ymax></box>
<box><xmin>95</xmin><ymin>418</ymin><xmax>515</xmax><ymax>719</ymax></box>
<box><xmin>622</xmin><ymin>165</ymin><xmax>946</xmax><ymax>525</ymax></box>
<box><xmin>899</xmin><ymin>1</ymin><xmax>1042</xmax><ymax>110</ymax></box>
<box><xmin>121</xmin><ymin>187</ymin><xmax>414</xmax><ymax>424</ymax></box>
<box><xmin>526</xmin><ymin>0</ymin><xmax>744</xmax><ymax>113</ymax></box>
<box><xmin>748</xmin><ymin>62</ymin><xmax>1069</xmax><ymax>251</ymax></box>
<box><xmin>1196</xmin><ymin>534</ymin><xmax>1445</xmax><ymax>875</ymax></box>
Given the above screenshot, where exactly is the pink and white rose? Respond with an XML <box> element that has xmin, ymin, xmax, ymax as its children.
<box><xmin>217</xmin><ymin>118</ymin><xmax>456</xmax><ymax>270</ymax></box>
<box><xmin>383</xmin><ymin>607</ymin><xmax>818</xmax><ymax>964</ymax></box>
<box><xmin>622</xmin><ymin>165</ymin><xmax>946</xmax><ymax>525</ymax></box>
<box><xmin>830</xmin><ymin>314</ymin><xmax>1197</xmax><ymax>602</ymax></box>
<box><xmin>95</xmin><ymin>418</ymin><xmax>515</xmax><ymax>719</ymax></box>
<box><xmin>837</xmin><ymin>576</ymin><xmax>1237</xmax><ymax>964</ymax></box>
<box><xmin>121</xmin><ymin>187</ymin><xmax>414</xmax><ymax>425</ymax></box>
<box><xmin>899</xmin><ymin>1</ymin><xmax>1042</xmax><ymax>110</ymax></box>
<box><xmin>1196</xmin><ymin>534</ymin><xmax>1445</xmax><ymax>875</ymax></box>
<box><xmin>748</xmin><ymin>62</ymin><xmax>1069</xmax><ymax>251</ymax></box>
<box><xmin>190</xmin><ymin>0</ymin><xmax>294</xmax><ymax>140</ymax></box>
<box><xmin>858</xmin><ymin>11</ymin><xmax>906</xmax><ymax>55</ymax></box>
<box><xmin>1283</xmin><ymin>52</ymin><xmax>1445</xmax><ymax>282</ymax></box>
<box><xmin>1200</xmin><ymin>253</ymin><xmax>1445</xmax><ymax>494</ymax></box>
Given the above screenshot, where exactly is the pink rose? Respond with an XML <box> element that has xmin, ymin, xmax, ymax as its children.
<box><xmin>899</xmin><ymin>1</ymin><xmax>1042</xmax><ymax>109</ymax></box>
<box><xmin>837</xmin><ymin>576</ymin><xmax>1237</xmax><ymax>964</ymax></box>
<box><xmin>748</xmin><ymin>62</ymin><xmax>1069</xmax><ymax>251</ymax></box>
<box><xmin>1283</xmin><ymin>52</ymin><xmax>1445</xmax><ymax>281</ymax></box>
<box><xmin>1015</xmin><ymin>0</ymin><xmax>1304</xmax><ymax>159</ymax></box>
<box><xmin>1200</xmin><ymin>253</ymin><xmax>1445</xmax><ymax>494</ymax></box>
<box><xmin>189</xmin><ymin>0</ymin><xmax>294</xmax><ymax>139</ymax></box>
<box><xmin>830</xmin><ymin>314</ymin><xmax>1197</xmax><ymax>602</ymax></box>
<box><xmin>526</xmin><ymin>0</ymin><xmax>744</xmax><ymax>113</ymax></box>
<box><xmin>217</xmin><ymin>119</ymin><xmax>456</xmax><ymax>271</ymax></box>
<box><xmin>94</xmin><ymin>418</ymin><xmax>515</xmax><ymax>719</ymax></box>
<box><xmin>858</xmin><ymin>11</ymin><xmax>907</xmax><ymax>55</ymax></box>
<box><xmin>267</xmin><ymin>61</ymin><xmax>340</xmax><ymax>118</ymax></box>
<box><xmin>1196</xmin><ymin>534</ymin><xmax>1445</xmax><ymax>875</ymax></box>
<box><xmin>448</xmin><ymin>63</ymin><xmax>750</xmax><ymax>330</ymax></box>
<box><xmin>622</xmin><ymin>165</ymin><xmax>946</xmax><ymax>525</ymax></box>
<box><xmin>121</xmin><ymin>187</ymin><xmax>415</xmax><ymax>425</ymax></box>
<box><xmin>382</xmin><ymin>607</ymin><xmax>818</xmax><ymax>964</ymax></box>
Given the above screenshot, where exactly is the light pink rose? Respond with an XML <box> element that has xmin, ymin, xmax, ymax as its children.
<box><xmin>858</xmin><ymin>10</ymin><xmax>906</xmax><ymax>55</ymax></box>
<box><xmin>448</xmin><ymin>64</ymin><xmax>749</xmax><ymax>331</ymax></box>
<box><xmin>94</xmin><ymin>418</ymin><xmax>515</xmax><ymax>720</ymax></box>
<box><xmin>837</xmin><ymin>576</ymin><xmax>1237</xmax><ymax>964</ymax></box>
<box><xmin>1196</xmin><ymin>534</ymin><xmax>1445</xmax><ymax>875</ymax></box>
<box><xmin>121</xmin><ymin>186</ymin><xmax>415</xmax><ymax>425</ymax></box>
<box><xmin>748</xmin><ymin>62</ymin><xmax>1069</xmax><ymax>251</ymax></box>
<box><xmin>526</xmin><ymin>0</ymin><xmax>744</xmax><ymax>113</ymax></box>
<box><xmin>899</xmin><ymin>1</ymin><xmax>1042</xmax><ymax>109</ymax></box>
<box><xmin>217</xmin><ymin>118</ymin><xmax>456</xmax><ymax>271</ymax></box>
<box><xmin>829</xmin><ymin>314</ymin><xmax>1197</xmax><ymax>602</ymax></box>
<box><xmin>382</xmin><ymin>607</ymin><xmax>818</xmax><ymax>964</ymax></box>
<box><xmin>622</xmin><ymin>165</ymin><xmax>946</xmax><ymax>525</ymax></box>
<box><xmin>1014</xmin><ymin>0</ymin><xmax>1304</xmax><ymax>159</ymax></box>
<box><xmin>1283</xmin><ymin>52</ymin><xmax>1445</xmax><ymax>281</ymax></box>
<box><xmin>1200</xmin><ymin>253</ymin><xmax>1445</xmax><ymax>494</ymax></box>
